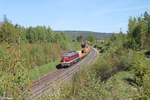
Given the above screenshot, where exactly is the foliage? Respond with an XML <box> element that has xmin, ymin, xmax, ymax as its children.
<box><xmin>0</xmin><ymin>20</ymin><xmax>80</xmax><ymax>98</ymax></box>
<box><xmin>127</xmin><ymin>11</ymin><xmax>150</xmax><ymax>50</ymax></box>
<box><xmin>0</xmin><ymin>45</ymin><xmax>30</xmax><ymax>99</ymax></box>
<box><xmin>86</xmin><ymin>34</ymin><xmax>96</xmax><ymax>43</ymax></box>
<box><xmin>0</xmin><ymin>22</ymin><xmax>20</xmax><ymax>43</ymax></box>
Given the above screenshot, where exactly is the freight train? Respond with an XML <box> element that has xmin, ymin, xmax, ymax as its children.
<box><xmin>60</xmin><ymin>41</ymin><xmax>91</xmax><ymax>67</ymax></box>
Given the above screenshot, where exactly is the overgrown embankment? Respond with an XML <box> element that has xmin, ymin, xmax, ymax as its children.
<box><xmin>0</xmin><ymin>21</ymin><xmax>80</xmax><ymax>99</ymax></box>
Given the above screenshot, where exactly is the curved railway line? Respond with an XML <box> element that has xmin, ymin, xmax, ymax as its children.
<box><xmin>29</xmin><ymin>48</ymin><xmax>98</xmax><ymax>100</ymax></box>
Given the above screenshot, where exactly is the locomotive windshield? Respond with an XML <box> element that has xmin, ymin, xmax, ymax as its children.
<box><xmin>62</xmin><ymin>51</ymin><xmax>77</xmax><ymax>57</ymax></box>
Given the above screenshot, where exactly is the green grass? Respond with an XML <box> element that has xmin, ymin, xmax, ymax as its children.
<box><xmin>104</xmin><ymin>71</ymin><xmax>138</xmax><ymax>99</ymax></box>
<box><xmin>29</xmin><ymin>60</ymin><xmax>59</xmax><ymax>80</ymax></box>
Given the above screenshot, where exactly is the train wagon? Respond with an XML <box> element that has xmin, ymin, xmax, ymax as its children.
<box><xmin>61</xmin><ymin>51</ymin><xmax>80</xmax><ymax>67</ymax></box>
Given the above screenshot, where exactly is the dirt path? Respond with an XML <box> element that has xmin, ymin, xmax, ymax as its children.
<box><xmin>29</xmin><ymin>48</ymin><xmax>98</xmax><ymax>99</ymax></box>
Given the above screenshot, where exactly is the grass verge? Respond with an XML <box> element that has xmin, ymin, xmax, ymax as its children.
<box><xmin>29</xmin><ymin>60</ymin><xmax>58</xmax><ymax>80</ymax></box>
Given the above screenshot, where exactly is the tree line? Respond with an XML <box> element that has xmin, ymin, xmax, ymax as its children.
<box><xmin>0</xmin><ymin>18</ymin><xmax>67</xmax><ymax>44</ymax></box>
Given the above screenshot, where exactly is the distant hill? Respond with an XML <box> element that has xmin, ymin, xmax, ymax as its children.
<box><xmin>55</xmin><ymin>30</ymin><xmax>113</xmax><ymax>39</ymax></box>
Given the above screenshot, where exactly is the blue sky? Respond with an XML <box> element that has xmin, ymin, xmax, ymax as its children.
<box><xmin>0</xmin><ymin>0</ymin><xmax>150</xmax><ymax>33</ymax></box>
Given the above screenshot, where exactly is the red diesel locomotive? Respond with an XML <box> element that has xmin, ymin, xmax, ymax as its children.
<box><xmin>61</xmin><ymin>51</ymin><xmax>80</xmax><ymax>67</ymax></box>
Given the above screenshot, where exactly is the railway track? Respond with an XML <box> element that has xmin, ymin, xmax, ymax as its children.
<box><xmin>29</xmin><ymin>48</ymin><xmax>98</xmax><ymax>100</ymax></box>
